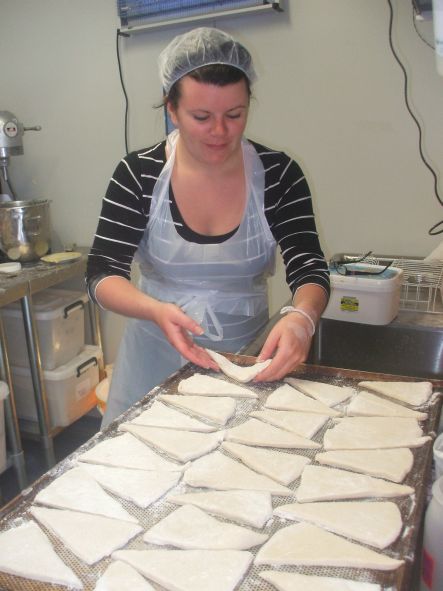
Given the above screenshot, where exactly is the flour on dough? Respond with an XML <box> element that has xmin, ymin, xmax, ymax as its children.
<box><xmin>0</xmin><ymin>521</ymin><xmax>82</xmax><ymax>589</ymax></box>
<box><xmin>259</xmin><ymin>571</ymin><xmax>382</xmax><ymax>591</ymax></box>
<box><xmin>205</xmin><ymin>349</ymin><xmax>271</xmax><ymax>382</ymax></box>
<box><xmin>358</xmin><ymin>380</ymin><xmax>433</xmax><ymax>407</ymax></box>
<box><xmin>347</xmin><ymin>391</ymin><xmax>427</xmax><ymax>420</ymax></box>
<box><xmin>94</xmin><ymin>561</ymin><xmax>155</xmax><ymax>591</ymax></box>
<box><xmin>30</xmin><ymin>507</ymin><xmax>141</xmax><ymax>566</ymax></box>
<box><xmin>130</xmin><ymin>401</ymin><xmax>217</xmax><ymax>432</ymax></box>
<box><xmin>265</xmin><ymin>384</ymin><xmax>341</xmax><ymax>416</ymax></box>
<box><xmin>254</xmin><ymin>522</ymin><xmax>403</xmax><ymax>570</ymax></box>
<box><xmin>285</xmin><ymin>377</ymin><xmax>354</xmax><ymax>407</ymax></box>
<box><xmin>158</xmin><ymin>394</ymin><xmax>236</xmax><ymax>425</ymax></box>
<box><xmin>225</xmin><ymin>418</ymin><xmax>320</xmax><ymax>449</ymax></box>
<box><xmin>178</xmin><ymin>373</ymin><xmax>257</xmax><ymax>398</ymax></box>
<box><xmin>250</xmin><ymin>409</ymin><xmax>328</xmax><ymax>439</ymax></box>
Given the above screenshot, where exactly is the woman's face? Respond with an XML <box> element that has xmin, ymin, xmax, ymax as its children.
<box><xmin>167</xmin><ymin>76</ymin><xmax>249</xmax><ymax>167</ymax></box>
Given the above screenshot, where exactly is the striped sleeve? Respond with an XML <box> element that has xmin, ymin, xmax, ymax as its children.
<box><xmin>253</xmin><ymin>141</ymin><xmax>330</xmax><ymax>297</ymax></box>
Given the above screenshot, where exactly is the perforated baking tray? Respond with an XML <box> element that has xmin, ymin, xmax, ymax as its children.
<box><xmin>0</xmin><ymin>357</ymin><xmax>442</xmax><ymax>591</ymax></box>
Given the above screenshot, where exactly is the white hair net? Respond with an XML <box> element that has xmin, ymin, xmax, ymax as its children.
<box><xmin>158</xmin><ymin>27</ymin><xmax>256</xmax><ymax>93</ymax></box>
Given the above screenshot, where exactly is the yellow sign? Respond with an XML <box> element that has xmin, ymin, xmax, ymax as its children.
<box><xmin>340</xmin><ymin>296</ymin><xmax>359</xmax><ymax>312</ymax></box>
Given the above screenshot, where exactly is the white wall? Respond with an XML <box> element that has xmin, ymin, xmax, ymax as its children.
<box><xmin>1</xmin><ymin>0</ymin><xmax>442</xmax><ymax>362</ymax></box>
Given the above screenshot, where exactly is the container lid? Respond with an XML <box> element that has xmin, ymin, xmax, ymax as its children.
<box><xmin>329</xmin><ymin>264</ymin><xmax>403</xmax><ymax>293</ymax></box>
<box><xmin>2</xmin><ymin>288</ymin><xmax>88</xmax><ymax>319</ymax></box>
<box><xmin>0</xmin><ymin>381</ymin><xmax>9</xmax><ymax>400</ymax></box>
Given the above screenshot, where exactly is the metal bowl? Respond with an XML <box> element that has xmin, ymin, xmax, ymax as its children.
<box><xmin>0</xmin><ymin>199</ymin><xmax>51</xmax><ymax>262</ymax></box>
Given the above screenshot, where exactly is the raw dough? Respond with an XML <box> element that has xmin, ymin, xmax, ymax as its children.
<box><xmin>94</xmin><ymin>561</ymin><xmax>155</xmax><ymax>591</ymax></box>
<box><xmin>265</xmin><ymin>384</ymin><xmax>341</xmax><ymax>416</ymax></box>
<box><xmin>259</xmin><ymin>571</ymin><xmax>381</xmax><ymax>591</ymax></box>
<box><xmin>225</xmin><ymin>418</ymin><xmax>321</xmax><ymax>449</ymax></box>
<box><xmin>254</xmin><ymin>522</ymin><xmax>404</xmax><ymax>570</ymax></box>
<box><xmin>0</xmin><ymin>521</ymin><xmax>82</xmax><ymax>589</ymax></box>
<box><xmin>34</xmin><ymin>466</ymin><xmax>138</xmax><ymax>523</ymax></box>
<box><xmin>119</xmin><ymin>423</ymin><xmax>224</xmax><ymax>462</ymax></box>
<box><xmin>167</xmin><ymin>489</ymin><xmax>272</xmax><ymax>528</ymax></box>
<box><xmin>315</xmin><ymin>448</ymin><xmax>414</xmax><ymax>483</ymax></box>
<box><xmin>178</xmin><ymin>373</ymin><xmax>257</xmax><ymax>398</ymax></box>
<box><xmin>206</xmin><ymin>349</ymin><xmax>271</xmax><ymax>382</ymax></box>
<box><xmin>222</xmin><ymin>441</ymin><xmax>310</xmax><ymax>485</ymax></box>
<box><xmin>143</xmin><ymin>505</ymin><xmax>268</xmax><ymax>549</ymax></box>
<box><xmin>131</xmin><ymin>401</ymin><xmax>217</xmax><ymax>432</ymax></box>
<box><xmin>78</xmin><ymin>433</ymin><xmax>186</xmax><ymax>472</ymax></box>
<box><xmin>347</xmin><ymin>391</ymin><xmax>428</xmax><ymax>420</ymax></box>
<box><xmin>158</xmin><ymin>394</ymin><xmax>236</xmax><ymax>425</ymax></box>
<box><xmin>274</xmin><ymin>500</ymin><xmax>402</xmax><ymax>549</ymax></box>
<box><xmin>358</xmin><ymin>380</ymin><xmax>433</xmax><ymax>407</ymax></box>
<box><xmin>295</xmin><ymin>465</ymin><xmax>413</xmax><ymax>502</ymax></box>
<box><xmin>81</xmin><ymin>463</ymin><xmax>181</xmax><ymax>508</ymax></box>
<box><xmin>113</xmin><ymin>549</ymin><xmax>253</xmax><ymax>591</ymax></box>
<box><xmin>30</xmin><ymin>506</ymin><xmax>142</xmax><ymax>565</ymax></box>
<box><xmin>285</xmin><ymin>377</ymin><xmax>354</xmax><ymax>407</ymax></box>
<box><xmin>250</xmin><ymin>409</ymin><xmax>328</xmax><ymax>438</ymax></box>
<box><xmin>323</xmin><ymin>416</ymin><xmax>430</xmax><ymax>450</ymax></box>
<box><xmin>183</xmin><ymin>451</ymin><xmax>293</xmax><ymax>496</ymax></box>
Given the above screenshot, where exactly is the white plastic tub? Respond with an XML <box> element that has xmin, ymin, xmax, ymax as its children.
<box><xmin>434</xmin><ymin>432</ymin><xmax>443</xmax><ymax>481</ymax></box>
<box><xmin>10</xmin><ymin>345</ymin><xmax>102</xmax><ymax>429</ymax></box>
<box><xmin>0</xmin><ymin>381</ymin><xmax>8</xmax><ymax>474</ymax></box>
<box><xmin>421</xmin><ymin>476</ymin><xmax>443</xmax><ymax>590</ymax></box>
<box><xmin>322</xmin><ymin>264</ymin><xmax>403</xmax><ymax>325</ymax></box>
<box><xmin>2</xmin><ymin>288</ymin><xmax>88</xmax><ymax>370</ymax></box>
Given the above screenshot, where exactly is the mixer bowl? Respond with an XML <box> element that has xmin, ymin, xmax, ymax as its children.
<box><xmin>0</xmin><ymin>199</ymin><xmax>51</xmax><ymax>262</ymax></box>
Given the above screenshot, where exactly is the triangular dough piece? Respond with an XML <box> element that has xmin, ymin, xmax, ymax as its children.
<box><xmin>34</xmin><ymin>466</ymin><xmax>138</xmax><ymax>523</ymax></box>
<box><xmin>119</xmin><ymin>423</ymin><xmax>223</xmax><ymax>462</ymax></box>
<box><xmin>285</xmin><ymin>377</ymin><xmax>354</xmax><ymax>407</ymax></box>
<box><xmin>205</xmin><ymin>349</ymin><xmax>271</xmax><ymax>382</ymax></box>
<box><xmin>323</xmin><ymin>416</ymin><xmax>430</xmax><ymax>449</ymax></box>
<box><xmin>358</xmin><ymin>380</ymin><xmax>433</xmax><ymax>407</ymax></box>
<box><xmin>250</xmin><ymin>409</ymin><xmax>327</xmax><ymax>438</ymax></box>
<box><xmin>130</xmin><ymin>401</ymin><xmax>217</xmax><ymax>432</ymax></box>
<box><xmin>225</xmin><ymin>418</ymin><xmax>320</xmax><ymax>449</ymax></box>
<box><xmin>260</xmin><ymin>571</ymin><xmax>382</xmax><ymax>591</ymax></box>
<box><xmin>295</xmin><ymin>465</ymin><xmax>413</xmax><ymax>502</ymax></box>
<box><xmin>265</xmin><ymin>384</ymin><xmax>341</xmax><ymax>416</ymax></box>
<box><xmin>167</xmin><ymin>489</ymin><xmax>272</xmax><ymax>528</ymax></box>
<box><xmin>0</xmin><ymin>521</ymin><xmax>82</xmax><ymax>589</ymax></box>
<box><xmin>315</xmin><ymin>448</ymin><xmax>414</xmax><ymax>483</ymax></box>
<box><xmin>274</xmin><ymin>500</ymin><xmax>402</xmax><ymax>549</ymax></box>
<box><xmin>94</xmin><ymin>561</ymin><xmax>155</xmax><ymax>591</ymax></box>
<box><xmin>254</xmin><ymin>522</ymin><xmax>403</xmax><ymax>570</ymax></box>
<box><xmin>30</xmin><ymin>506</ymin><xmax>142</xmax><ymax>565</ymax></box>
<box><xmin>222</xmin><ymin>441</ymin><xmax>310</xmax><ymax>485</ymax></box>
<box><xmin>143</xmin><ymin>505</ymin><xmax>268</xmax><ymax>549</ymax></box>
<box><xmin>158</xmin><ymin>394</ymin><xmax>236</xmax><ymax>425</ymax></box>
<box><xmin>347</xmin><ymin>391</ymin><xmax>427</xmax><ymax>420</ymax></box>
<box><xmin>178</xmin><ymin>373</ymin><xmax>257</xmax><ymax>398</ymax></box>
<box><xmin>183</xmin><ymin>451</ymin><xmax>293</xmax><ymax>496</ymax></box>
<box><xmin>113</xmin><ymin>549</ymin><xmax>253</xmax><ymax>591</ymax></box>
<box><xmin>78</xmin><ymin>433</ymin><xmax>186</xmax><ymax>472</ymax></box>
<box><xmin>81</xmin><ymin>463</ymin><xmax>181</xmax><ymax>508</ymax></box>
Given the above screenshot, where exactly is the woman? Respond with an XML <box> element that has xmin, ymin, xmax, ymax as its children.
<box><xmin>87</xmin><ymin>27</ymin><xmax>330</xmax><ymax>427</ymax></box>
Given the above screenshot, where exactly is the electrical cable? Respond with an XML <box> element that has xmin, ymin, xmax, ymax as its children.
<box><xmin>116</xmin><ymin>29</ymin><xmax>130</xmax><ymax>155</ymax></box>
<box><xmin>386</xmin><ymin>0</ymin><xmax>443</xmax><ymax>235</ymax></box>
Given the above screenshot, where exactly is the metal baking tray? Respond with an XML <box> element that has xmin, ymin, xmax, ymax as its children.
<box><xmin>1</xmin><ymin>356</ymin><xmax>442</xmax><ymax>591</ymax></box>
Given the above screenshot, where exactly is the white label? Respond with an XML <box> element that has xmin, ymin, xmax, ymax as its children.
<box><xmin>76</xmin><ymin>377</ymin><xmax>92</xmax><ymax>401</ymax></box>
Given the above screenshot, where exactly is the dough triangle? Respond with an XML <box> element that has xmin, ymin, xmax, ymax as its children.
<box><xmin>113</xmin><ymin>549</ymin><xmax>253</xmax><ymax>591</ymax></box>
<box><xmin>250</xmin><ymin>409</ymin><xmax>327</xmax><ymax>438</ymax></box>
<box><xmin>274</xmin><ymin>500</ymin><xmax>402</xmax><ymax>548</ymax></box>
<box><xmin>34</xmin><ymin>466</ymin><xmax>138</xmax><ymax>523</ymax></box>
<box><xmin>130</xmin><ymin>401</ymin><xmax>217</xmax><ymax>432</ymax></box>
<box><xmin>222</xmin><ymin>441</ymin><xmax>310</xmax><ymax>485</ymax></box>
<box><xmin>78</xmin><ymin>432</ymin><xmax>186</xmax><ymax>472</ymax></box>
<box><xmin>295</xmin><ymin>465</ymin><xmax>413</xmax><ymax>502</ymax></box>
<box><xmin>315</xmin><ymin>448</ymin><xmax>414</xmax><ymax>483</ymax></box>
<box><xmin>94</xmin><ymin>560</ymin><xmax>155</xmax><ymax>591</ymax></box>
<box><xmin>259</xmin><ymin>571</ymin><xmax>382</xmax><ymax>591</ymax></box>
<box><xmin>225</xmin><ymin>418</ymin><xmax>320</xmax><ymax>449</ymax></box>
<box><xmin>205</xmin><ymin>349</ymin><xmax>271</xmax><ymax>382</ymax></box>
<box><xmin>265</xmin><ymin>384</ymin><xmax>341</xmax><ymax>416</ymax></box>
<box><xmin>358</xmin><ymin>380</ymin><xmax>432</xmax><ymax>407</ymax></box>
<box><xmin>143</xmin><ymin>505</ymin><xmax>268</xmax><ymax>549</ymax></box>
<box><xmin>30</xmin><ymin>506</ymin><xmax>142</xmax><ymax>565</ymax></box>
<box><xmin>183</xmin><ymin>451</ymin><xmax>293</xmax><ymax>496</ymax></box>
<box><xmin>0</xmin><ymin>521</ymin><xmax>82</xmax><ymax>589</ymax></box>
<box><xmin>347</xmin><ymin>391</ymin><xmax>427</xmax><ymax>419</ymax></box>
<box><xmin>119</xmin><ymin>423</ymin><xmax>223</xmax><ymax>462</ymax></box>
<box><xmin>158</xmin><ymin>394</ymin><xmax>236</xmax><ymax>425</ymax></box>
<box><xmin>285</xmin><ymin>377</ymin><xmax>354</xmax><ymax>406</ymax></box>
<box><xmin>81</xmin><ymin>463</ymin><xmax>181</xmax><ymax>508</ymax></box>
<box><xmin>178</xmin><ymin>373</ymin><xmax>257</xmax><ymax>397</ymax></box>
<box><xmin>167</xmin><ymin>489</ymin><xmax>272</xmax><ymax>528</ymax></box>
<box><xmin>254</xmin><ymin>522</ymin><xmax>403</xmax><ymax>570</ymax></box>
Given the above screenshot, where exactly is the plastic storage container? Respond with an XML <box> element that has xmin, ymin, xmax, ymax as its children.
<box><xmin>10</xmin><ymin>345</ymin><xmax>102</xmax><ymax>429</ymax></box>
<box><xmin>434</xmin><ymin>432</ymin><xmax>443</xmax><ymax>481</ymax></box>
<box><xmin>421</xmin><ymin>476</ymin><xmax>443</xmax><ymax>590</ymax></box>
<box><xmin>1</xmin><ymin>288</ymin><xmax>88</xmax><ymax>370</ymax></box>
<box><xmin>0</xmin><ymin>381</ymin><xmax>8</xmax><ymax>474</ymax></box>
<box><xmin>322</xmin><ymin>264</ymin><xmax>403</xmax><ymax>325</ymax></box>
